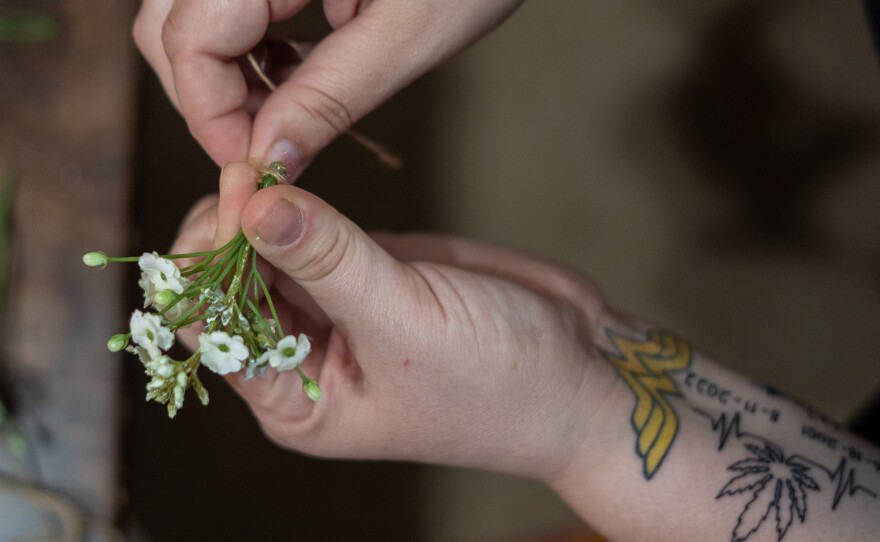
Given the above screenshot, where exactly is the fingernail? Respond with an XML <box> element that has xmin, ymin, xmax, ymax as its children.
<box><xmin>265</xmin><ymin>139</ymin><xmax>303</xmax><ymax>179</ymax></box>
<box><xmin>256</xmin><ymin>199</ymin><xmax>304</xmax><ymax>247</ymax></box>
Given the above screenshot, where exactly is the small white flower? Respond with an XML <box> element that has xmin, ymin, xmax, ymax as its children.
<box><xmin>257</xmin><ymin>334</ymin><xmax>311</xmax><ymax>372</ymax></box>
<box><xmin>130</xmin><ymin>310</ymin><xmax>174</xmax><ymax>353</ymax></box>
<box><xmin>133</xmin><ymin>343</ymin><xmax>175</xmax><ymax>380</ymax></box>
<box><xmin>199</xmin><ymin>331</ymin><xmax>248</xmax><ymax>375</ymax></box>
<box><xmin>128</xmin><ymin>343</ymin><xmax>163</xmax><ymax>368</ymax></box>
<box><xmin>139</xmin><ymin>349</ymin><xmax>186</xmax><ymax>413</ymax></box>
<box><xmin>139</xmin><ymin>252</ymin><xmax>191</xmax><ymax>309</ymax></box>
<box><xmin>152</xmin><ymin>359</ymin><xmax>175</xmax><ymax>378</ymax></box>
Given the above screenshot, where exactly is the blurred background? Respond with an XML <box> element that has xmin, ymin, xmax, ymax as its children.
<box><xmin>1</xmin><ymin>0</ymin><xmax>879</xmax><ymax>540</ymax></box>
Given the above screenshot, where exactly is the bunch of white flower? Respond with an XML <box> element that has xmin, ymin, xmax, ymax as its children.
<box><xmin>84</xmin><ymin>162</ymin><xmax>320</xmax><ymax>418</ymax></box>
<box><xmin>138</xmin><ymin>251</ymin><xmax>195</xmax><ymax>321</ymax></box>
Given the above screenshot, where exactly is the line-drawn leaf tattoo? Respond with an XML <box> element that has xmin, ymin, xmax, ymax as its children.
<box><xmin>718</xmin><ymin>442</ymin><xmax>819</xmax><ymax>541</ymax></box>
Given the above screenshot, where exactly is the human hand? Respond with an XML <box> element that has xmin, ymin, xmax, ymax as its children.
<box><xmin>170</xmin><ymin>162</ymin><xmax>621</xmax><ymax>482</ymax></box>
<box><xmin>170</xmin><ymin>166</ymin><xmax>880</xmax><ymax>542</ymax></box>
<box><xmin>133</xmin><ymin>0</ymin><xmax>524</xmax><ymax>170</ymax></box>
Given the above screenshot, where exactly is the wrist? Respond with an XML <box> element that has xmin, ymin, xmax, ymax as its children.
<box><xmin>544</xmin><ymin>312</ymin><xmax>683</xmax><ymax>515</ymax></box>
<box><xmin>454</xmin><ymin>299</ymin><xmax>624</xmax><ymax>483</ymax></box>
<box><xmin>545</xmin><ymin>319</ymin><xmax>880</xmax><ymax>541</ymax></box>
<box><xmin>539</xmin><ymin>309</ymin><xmax>635</xmax><ymax>485</ymax></box>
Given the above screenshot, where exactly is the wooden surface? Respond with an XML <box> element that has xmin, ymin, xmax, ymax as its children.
<box><xmin>0</xmin><ymin>0</ymin><xmax>135</xmax><ymax>538</ymax></box>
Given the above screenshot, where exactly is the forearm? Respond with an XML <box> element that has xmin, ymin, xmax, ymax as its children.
<box><xmin>552</xmin><ymin>311</ymin><xmax>880</xmax><ymax>541</ymax></box>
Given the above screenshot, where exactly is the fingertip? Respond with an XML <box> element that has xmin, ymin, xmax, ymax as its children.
<box><xmin>219</xmin><ymin>161</ymin><xmax>260</xmax><ymax>196</ymax></box>
<box><xmin>214</xmin><ymin>162</ymin><xmax>261</xmax><ymax>246</ymax></box>
<box><xmin>240</xmin><ymin>183</ymin><xmax>410</xmax><ymax>330</ymax></box>
<box><xmin>262</xmin><ymin>139</ymin><xmax>306</xmax><ymax>180</ymax></box>
<box><xmin>256</xmin><ymin>198</ymin><xmax>305</xmax><ymax>248</ymax></box>
<box><xmin>324</xmin><ymin>0</ymin><xmax>360</xmax><ymax>29</ymax></box>
<box><xmin>241</xmin><ymin>184</ymin><xmax>308</xmax><ymax>246</ymax></box>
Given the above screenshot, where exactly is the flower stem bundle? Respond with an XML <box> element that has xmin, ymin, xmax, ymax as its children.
<box><xmin>84</xmin><ymin>162</ymin><xmax>317</xmax><ymax>417</ymax></box>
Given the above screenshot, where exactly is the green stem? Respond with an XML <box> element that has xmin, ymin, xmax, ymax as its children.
<box><xmin>208</xmin><ymin>248</ymin><xmax>243</xmax><ymax>291</ymax></box>
<box><xmin>168</xmin><ymin>302</ymin><xmax>211</xmax><ymax>330</ymax></box>
<box><xmin>245</xmin><ymin>299</ymin><xmax>278</xmax><ymax>348</ymax></box>
<box><xmin>254</xmin><ymin>266</ymin><xmax>283</xmax><ymax>339</ymax></box>
<box><xmin>224</xmin><ymin>239</ymin><xmax>252</xmax><ymax>304</ymax></box>
<box><xmin>106</xmin><ymin>256</ymin><xmax>141</xmax><ymax>264</ymax></box>
<box><xmin>99</xmin><ymin>233</ymin><xmax>246</xmax><ymax>268</ymax></box>
<box><xmin>183</xmin><ymin>351</ymin><xmax>202</xmax><ymax>374</ymax></box>
<box><xmin>179</xmin><ymin>232</ymin><xmax>246</xmax><ymax>275</ymax></box>
<box><xmin>239</xmin><ymin>250</ymin><xmax>258</xmax><ymax>313</ymax></box>
<box><xmin>294</xmin><ymin>366</ymin><xmax>310</xmax><ymax>383</ymax></box>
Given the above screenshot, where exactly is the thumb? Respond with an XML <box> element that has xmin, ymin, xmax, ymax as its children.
<box><xmin>248</xmin><ymin>3</ymin><xmax>446</xmax><ymax>172</ymax></box>
<box><xmin>241</xmin><ymin>184</ymin><xmax>410</xmax><ymax>331</ymax></box>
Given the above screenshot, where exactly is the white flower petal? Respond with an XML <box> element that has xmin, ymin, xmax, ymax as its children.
<box><xmin>129</xmin><ymin>310</ymin><xmax>174</xmax><ymax>352</ymax></box>
<box><xmin>198</xmin><ymin>331</ymin><xmax>247</xmax><ymax>375</ymax></box>
<box><xmin>138</xmin><ymin>252</ymin><xmax>190</xmax><ymax>299</ymax></box>
<box><xmin>268</xmin><ymin>333</ymin><xmax>311</xmax><ymax>372</ymax></box>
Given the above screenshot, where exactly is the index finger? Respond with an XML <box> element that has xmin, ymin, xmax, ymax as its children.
<box><xmin>161</xmin><ymin>0</ymin><xmax>311</xmax><ymax>164</ymax></box>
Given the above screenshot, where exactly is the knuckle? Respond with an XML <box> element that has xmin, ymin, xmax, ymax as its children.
<box><xmin>289</xmin><ymin>82</ymin><xmax>354</xmax><ymax>141</ymax></box>
<box><xmin>559</xmin><ymin>273</ymin><xmax>607</xmax><ymax>336</ymax></box>
<box><xmin>260</xmin><ymin>422</ymin><xmax>323</xmax><ymax>455</ymax></box>
<box><xmin>131</xmin><ymin>11</ymin><xmax>150</xmax><ymax>51</ymax></box>
<box><xmin>250</xmin><ymin>401</ymin><xmax>326</xmax><ymax>450</ymax></box>
<box><xmin>160</xmin><ymin>11</ymin><xmax>185</xmax><ymax>59</ymax></box>
<box><xmin>300</xmin><ymin>221</ymin><xmax>354</xmax><ymax>283</ymax></box>
<box><xmin>324</xmin><ymin>0</ymin><xmax>364</xmax><ymax>28</ymax></box>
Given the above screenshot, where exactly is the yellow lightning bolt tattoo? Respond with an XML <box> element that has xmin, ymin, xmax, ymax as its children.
<box><xmin>600</xmin><ymin>330</ymin><xmax>692</xmax><ymax>479</ymax></box>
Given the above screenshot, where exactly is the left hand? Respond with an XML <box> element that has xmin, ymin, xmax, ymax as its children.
<box><xmin>170</xmin><ymin>162</ymin><xmax>622</xmax><ymax>482</ymax></box>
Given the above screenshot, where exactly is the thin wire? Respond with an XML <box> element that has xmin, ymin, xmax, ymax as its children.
<box><xmin>245</xmin><ymin>51</ymin><xmax>403</xmax><ymax>170</ymax></box>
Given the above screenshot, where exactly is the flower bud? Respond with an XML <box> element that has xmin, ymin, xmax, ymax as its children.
<box><xmin>155</xmin><ymin>289</ymin><xmax>177</xmax><ymax>306</ymax></box>
<box><xmin>83</xmin><ymin>251</ymin><xmax>109</xmax><ymax>268</ymax></box>
<box><xmin>146</xmin><ymin>378</ymin><xmax>165</xmax><ymax>391</ymax></box>
<box><xmin>194</xmin><ymin>382</ymin><xmax>210</xmax><ymax>406</ymax></box>
<box><xmin>173</xmin><ymin>384</ymin><xmax>184</xmax><ymax>408</ymax></box>
<box><xmin>303</xmin><ymin>380</ymin><xmax>321</xmax><ymax>402</ymax></box>
<box><xmin>107</xmin><ymin>333</ymin><xmax>129</xmax><ymax>352</ymax></box>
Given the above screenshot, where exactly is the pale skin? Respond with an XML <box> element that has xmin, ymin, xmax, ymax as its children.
<box><xmin>135</xmin><ymin>2</ymin><xmax>880</xmax><ymax>538</ymax></box>
<box><xmin>171</xmin><ymin>163</ymin><xmax>880</xmax><ymax>541</ymax></box>
<box><xmin>133</xmin><ymin>0</ymin><xmax>524</xmax><ymax>169</ymax></box>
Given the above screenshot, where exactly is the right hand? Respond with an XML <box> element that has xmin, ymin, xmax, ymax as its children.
<box><xmin>133</xmin><ymin>0</ymin><xmax>525</xmax><ymax>171</ymax></box>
